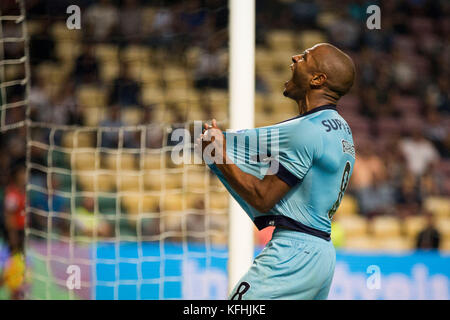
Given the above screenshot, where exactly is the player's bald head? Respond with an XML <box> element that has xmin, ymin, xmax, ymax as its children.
<box><xmin>307</xmin><ymin>43</ymin><xmax>356</xmax><ymax>97</ymax></box>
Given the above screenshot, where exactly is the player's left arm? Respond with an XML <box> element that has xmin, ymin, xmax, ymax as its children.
<box><xmin>197</xmin><ymin>120</ymin><xmax>292</xmax><ymax>213</ymax></box>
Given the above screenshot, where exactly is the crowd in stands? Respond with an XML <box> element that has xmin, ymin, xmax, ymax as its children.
<box><xmin>0</xmin><ymin>0</ymin><xmax>448</xmax><ymax>252</ymax></box>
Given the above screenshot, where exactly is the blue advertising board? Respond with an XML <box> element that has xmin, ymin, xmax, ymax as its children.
<box><xmin>93</xmin><ymin>243</ymin><xmax>450</xmax><ymax>300</ymax></box>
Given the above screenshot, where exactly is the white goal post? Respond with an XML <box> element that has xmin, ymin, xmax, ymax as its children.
<box><xmin>228</xmin><ymin>0</ymin><xmax>255</xmax><ymax>294</ymax></box>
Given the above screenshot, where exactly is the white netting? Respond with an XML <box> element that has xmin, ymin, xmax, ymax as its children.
<box><xmin>0</xmin><ymin>0</ymin><xmax>29</xmax><ymax>132</ymax></box>
<box><xmin>0</xmin><ymin>0</ymin><xmax>233</xmax><ymax>300</ymax></box>
<box><xmin>26</xmin><ymin>121</ymin><xmax>229</xmax><ymax>299</ymax></box>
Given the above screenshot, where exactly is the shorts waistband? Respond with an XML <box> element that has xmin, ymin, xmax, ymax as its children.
<box><xmin>254</xmin><ymin>215</ymin><xmax>331</xmax><ymax>241</ymax></box>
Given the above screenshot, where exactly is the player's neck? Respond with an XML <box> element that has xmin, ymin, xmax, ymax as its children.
<box><xmin>297</xmin><ymin>93</ymin><xmax>337</xmax><ymax>115</ymax></box>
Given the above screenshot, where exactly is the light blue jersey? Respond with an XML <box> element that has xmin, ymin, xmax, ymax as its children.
<box><xmin>209</xmin><ymin>104</ymin><xmax>355</xmax><ymax>234</ymax></box>
<box><xmin>207</xmin><ymin>104</ymin><xmax>355</xmax><ymax>300</ymax></box>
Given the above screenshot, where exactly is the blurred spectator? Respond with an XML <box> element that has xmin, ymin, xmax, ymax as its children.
<box><xmin>29</xmin><ymin>174</ymin><xmax>69</xmax><ymax>234</ymax></box>
<box><xmin>119</xmin><ymin>0</ymin><xmax>144</xmax><ymax>44</ymax></box>
<box><xmin>29</xmin><ymin>73</ymin><xmax>51</xmax><ymax>123</ymax></box>
<box><xmin>72</xmin><ymin>44</ymin><xmax>100</xmax><ymax>85</ymax></box>
<box><xmin>416</xmin><ymin>212</ymin><xmax>441</xmax><ymax>250</ymax></box>
<box><xmin>142</xmin><ymin>106</ymin><xmax>164</xmax><ymax>149</ymax></box>
<box><xmin>84</xmin><ymin>0</ymin><xmax>119</xmax><ymax>42</ymax></box>
<box><xmin>99</xmin><ymin>105</ymin><xmax>137</xmax><ymax>148</ymax></box>
<box><xmin>3</xmin><ymin>161</ymin><xmax>26</xmax><ymax>254</ymax></box>
<box><xmin>74</xmin><ymin>197</ymin><xmax>111</xmax><ymax>238</ymax></box>
<box><xmin>109</xmin><ymin>63</ymin><xmax>141</xmax><ymax>107</ymax></box>
<box><xmin>146</xmin><ymin>5</ymin><xmax>176</xmax><ymax>48</ymax></box>
<box><xmin>194</xmin><ymin>41</ymin><xmax>227</xmax><ymax>89</ymax></box>
<box><xmin>400</xmin><ymin>129</ymin><xmax>440</xmax><ymax>178</ymax></box>
<box><xmin>352</xmin><ymin>144</ymin><xmax>396</xmax><ymax>217</ymax></box>
<box><xmin>29</xmin><ymin>20</ymin><xmax>55</xmax><ymax>65</ymax></box>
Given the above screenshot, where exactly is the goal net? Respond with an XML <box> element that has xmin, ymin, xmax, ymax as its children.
<box><xmin>2</xmin><ymin>0</ymin><xmax>234</xmax><ymax>299</ymax></box>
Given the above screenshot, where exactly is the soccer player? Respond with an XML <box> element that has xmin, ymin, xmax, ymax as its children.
<box><xmin>196</xmin><ymin>43</ymin><xmax>356</xmax><ymax>299</ymax></box>
<box><xmin>4</xmin><ymin>161</ymin><xmax>26</xmax><ymax>255</ymax></box>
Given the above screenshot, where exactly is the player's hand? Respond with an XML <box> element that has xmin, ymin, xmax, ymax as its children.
<box><xmin>195</xmin><ymin>119</ymin><xmax>226</xmax><ymax>164</ymax></box>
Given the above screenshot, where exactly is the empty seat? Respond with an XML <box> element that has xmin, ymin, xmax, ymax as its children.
<box><xmin>77</xmin><ymin>172</ymin><xmax>114</xmax><ymax>192</ymax></box>
<box><xmin>404</xmin><ymin>215</ymin><xmax>427</xmax><ymax>239</ymax></box>
<box><xmin>266</xmin><ymin>30</ymin><xmax>295</xmax><ymax>50</ymax></box>
<box><xmin>436</xmin><ymin>217</ymin><xmax>450</xmax><ymax>240</ymax></box>
<box><xmin>344</xmin><ymin>235</ymin><xmax>378</xmax><ymax>251</ymax></box>
<box><xmin>104</xmin><ymin>153</ymin><xmax>137</xmax><ymax>171</ymax></box>
<box><xmin>209</xmin><ymin>191</ymin><xmax>229</xmax><ymax>210</ymax></box>
<box><xmin>376</xmin><ymin>236</ymin><xmax>412</xmax><ymax>252</ymax></box>
<box><xmin>186</xmin><ymin>169</ymin><xmax>207</xmax><ymax>191</ymax></box>
<box><xmin>52</xmin><ymin>22</ymin><xmax>81</xmax><ymax>41</ymax></box>
<box><xmin>62</xmin><ymin>131</ymin><xmax>95</xmax><ymax>149</ymax></box>
<box><xmin>122</xmin><ymin>194</ymin><xmax>159</xmax><ymax>215</ymax></box>
<box><xmin>338</xmin><ymin>215</ymin><xmax>367</xmax><ymax>237</ymax></box>
<box><xmin>143</xmin><ymin>153</ymin><xmax>162</xmax><ymax>170</ymax></box>
<box><xmin>121</xmin><ymin>45</ymin><xmax>151</xmax><ymax>63</ymax></box>
<box><xmin>162</xmin><ymin>193</ymin><xmax>183</xmax><ymax>212</ymax></box>
<box><xmin>121</xmin><ymin>107</ymin><xmax>143</xmax><ymax>125</ymax></box>
<box><xmin>77</xmin><ymin>86</ymin><xmax>107</xmax><ymax>109</ymax></box>
<box><xmin>336</xmin><ymin>195</ymin><xmax>359</xmax><ymax>216</ymax></box>
<box><xmin>425</xmin><ymin>197</ymin><xmax>450</xmax><ymax>217</ymax></box>
<box><xmin>94</xmin><ymin>44</ymin><xmax>119</xmax><ymax>64</ymax></box>
<box><xmin>372</xmin><ymin>216</ymin><xmax>402</xmax><ymax>237</ymax></box>
<box><xmin>118</xmin><ymin>172</ymin><xmax>141</xmax><ymax>192</ymax></box>
<box><xmin>298</xmin><ymin>30</ymin><xmax>327</xmax><ymax>50</ymax></box>
<box><xmin>142</xmin><ymin>85</ymin><xmax>165</xmax><ymax>105</ymax></box>
<box><xmin>73</xmin><ymin>150</ymin><xmax>97</xmax><ymax>171</ymax></box>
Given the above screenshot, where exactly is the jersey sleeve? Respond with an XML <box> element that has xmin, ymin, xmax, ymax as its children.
<box><xmin>271</xmin><ymin>120</ymin><xmax>323</xmax><ymax>187</ymax></box>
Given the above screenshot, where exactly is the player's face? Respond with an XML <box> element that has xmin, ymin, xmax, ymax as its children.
<box><xmin>283</xmin><ymin>50</ymin><xmax>313</xmax><ymax>101</ymax></box>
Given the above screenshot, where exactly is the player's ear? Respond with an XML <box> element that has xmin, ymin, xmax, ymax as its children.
<box><xmin>310</xmin><ymin>73</ymin><xmax>327</xmax><ymax>87</ymax></box>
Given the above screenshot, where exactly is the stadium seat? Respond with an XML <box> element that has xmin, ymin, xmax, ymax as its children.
<box><xmin>81</xmin><ymin>107</ymin><xmax>107</xmax><ymax>127</ymax></box>
<box><xmin>142</xmin><ymin>85</ymin><xmax>166</xmax><ymax>105</ymax></box>
<box><xmin>436</xmin><ymin>217</ymin><xmax>450</xmax><ymax>240</ymax></box>
<box><xmin>266</xmin><ymin>30</ymin><xmax>295</xmax><ymax>50</ymax></box>
<box><xmin>104</xmin><ymin>153</ymin><xmax>137</xmax><ymax>171</ymax></box>
<box><xmin>209</xmin><ymin>191</ymin><xmax>229</xmax><ymax>211</ymax></box>
<box><xmin>144</xmin><ymin>171</ymin><xmax>182</xmax><ymax>191</ymax></box>
<box><xmin>35</xmin><ymin>62</ymin><xmax>67</xmax><ymax>86</ymax></box>
<box><xmin>122</xmin><ymin>194</ymin><xmax>159</xmax><ymax>215</ymax></box>
<box><xmin>94</xmin><ymin>44</ymin><xmax>119</xmax><ymax>64</ymax></box>
<box><xmin>99</xmin><ymin>61</ymin><xmax>120</xmax><ymax>83</ymax></box>
<box><xmin>338</xmin><ymin>215</ymin><xmax>368</xmax><ymax>237</ymax></box>
<box><xmin>336</xmin><ymin>195</ymin><xmax>359</xmax><ymax>216</ymax></box>
<box><xmin>122</xmin><ymin>107</ymin><xmax>143</xmax><ymax>125</ymax></box>
<box><xmin>186</xmin><ymin>169</ymin><xmax>207</xmax><ymax>191</ymax></box>
<box><xmin>118</xmin><ymin>172</ymin><xmax>141</xmax><ymax>192</ymax></box>
<box><xmin>404</xmin><ymin>215</ymin><xmax>427</xmax><ymax>239</ymax></box>
<box><xmin>297</xmin><ymin>30</ymin><xmax>327</xmax><ymax>51</ymax></box>
<box><xmin>73</xmin><ymin>150</ymin><xmax>97</xmax><ymax>171</ymax></box>
<box><xmin>62</xmin><ymin>131</ymin><xmax>95</xmax><ymax>149</ymax></box>
<box><xmin>186</xmin><ymin>192</ymin><xmax>205</xmax><ymax>209</ymax></box>
<box><xmin>77</xmin><ymin>86</ymin><xmax>107</xmax><ymax>109</ymax></box>
<box><xmin>376</xmin><ymin>236</ymin><xmax>413</xmax><ymax>252</ymax></box>
<box><xmin>162</xmin><ymin>193</ymin><xmax>184</xmax><ymax>212</ymax></box>
<box><xmin>51</xmin><ymin>21</ymin><xmax>81</xmax><ymax>41</ymax></box>
<box><xmin>344</xmin><ymin>235</ymin><xmax>378</xmax><ymax>251</ymax></box>
<box><xmin>441</xmin><ymin>239</ymin><xmax>450</xmax><ymax>252</ymax></box>
<box><xmin>121</xmin><ymin>45</ymin><xmax>151</xmax><ymax>64</ymax></box>
<box><xmin>76</xmin><ymin>172</ymin><xmax>114</xmax><ymax>193</ymax></box>
<box><xmin>255</xmin><ymin>47</ymin><xmax>276</xmax><ymax>72</ymax></box>
<box><xmin>372</xmin><ymin>216</ymin><xmax>402</xmax><ymax>237</ymax></box>
<box><xmin>424</xmin><ymin>197</ymin><xmax>450</xmax><ymax>217</ymax></box>
<box><xmin>55</xmin><ymin>40</ymin><xmax>81</xmax><ymax>63</ymax></box>
<box><xmin>143</xmin><ymin>153</ymin><xmax>162</xmax><ymax>170</ymax></box>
